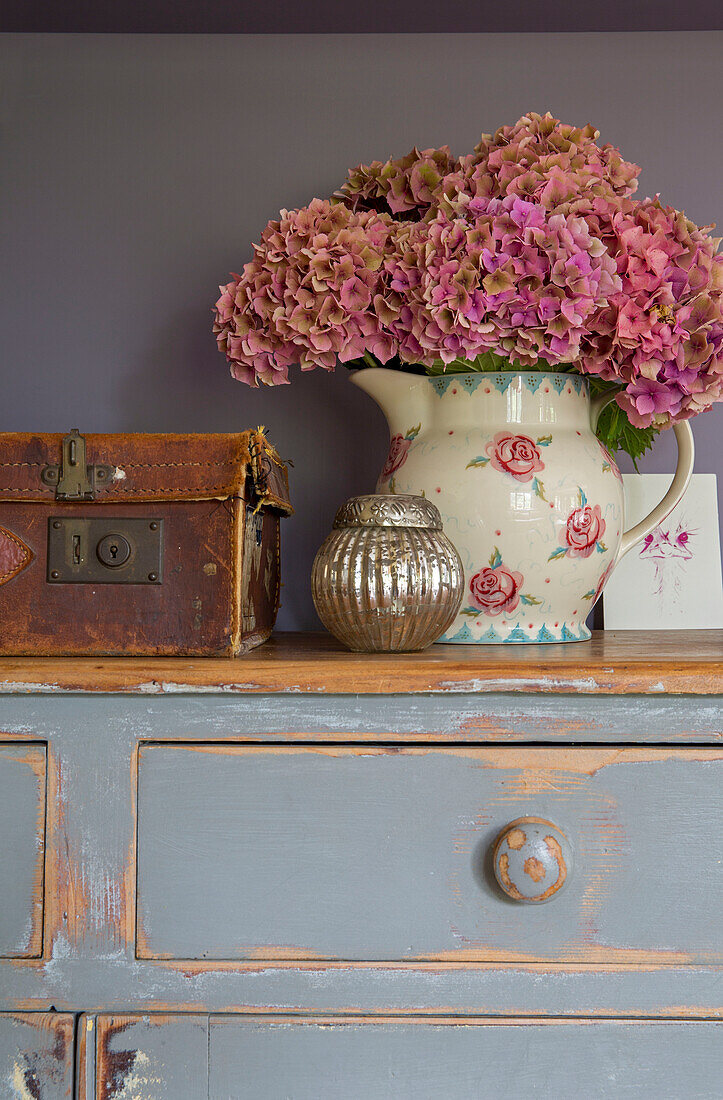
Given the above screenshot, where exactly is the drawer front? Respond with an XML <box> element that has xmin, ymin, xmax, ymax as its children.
<box><xmin>83</xmin><ymin>1014</ymin><xmax>722</xmax><ymax>1100</ymax></box>
<box><xmin>136</xmin><ymin>745</ymin><xmax>722</xmax><ymax>964</ymax></box>
<box><xmin>0</xmin><ymin>1013</ymin><xmax>74</xmax><ymax>1099</ymax></box>
<box><xmin>0</xmin><ymin>743</ymin><xmax>46</xmax><ymax>957</ymax></box>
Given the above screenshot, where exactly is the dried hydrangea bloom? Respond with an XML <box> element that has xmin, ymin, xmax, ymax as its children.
<box><xmin>438</xmin><ymin>112</ymin><xmax>640</xmax><ymax>221</ymax></box>
<box><xmin>476</xmin><ymin>112</ymin><xmax>639</xmax><ymax>196</ymax></box>
<box><xmin>213</xmin><ymin>198</ymin><xmax>396</xmax><ymax>385</ymax></box>
<box><xmin>382</xmin><ymin>195</ymin><xmax>620</xmax><ymax>367</ymax></box>
<box><xmin>338</xmin><ymin>146</ymin><xmax>457</xmax><ymax>218</ymax></box>
<box><xmin>214</xmin><ymin>112</ymin><xmax>722</xmax><ymax>439</ymax></box>
<box><xmin>580</xmin><ymin>196</ymin><xmax>723</xmax><ymax>427</ymax></box>
<box><xmin>338</xmin><ymin>113</ymin><xmax>639</xmax><ymax>227</ymax></box>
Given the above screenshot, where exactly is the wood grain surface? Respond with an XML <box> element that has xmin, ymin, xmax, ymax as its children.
<box><xmin>77</xmin><ymin>1014</ymin><xmax>208</xmax><ymax>1100</ymax></box>
<box><xmin>0</xmin><ymin>1012</ymin><xmax>74</xmax><ymax>1099</ymax></box>
<box><xmin>0</xmin><ymin>630</ymin><xmax>720</xmax><ymax>695</ymax></box>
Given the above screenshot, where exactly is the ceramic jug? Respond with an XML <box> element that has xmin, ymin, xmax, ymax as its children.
<box><xmin>351</xmin><ymin>368</ymin><xmax>694</xmax><ymax>643</ymax></box>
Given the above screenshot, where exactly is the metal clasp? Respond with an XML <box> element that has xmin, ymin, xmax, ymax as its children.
<box><xmin>41</xmin><ymin>429</ymin><xmax>113</xmax><ymax>501</ymax></box>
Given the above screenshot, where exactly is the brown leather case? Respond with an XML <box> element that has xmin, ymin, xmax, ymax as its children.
<box><xmin>0</xmin><ymin>429</ymin><xmax>292</xmax><ymax>656</ymax></box>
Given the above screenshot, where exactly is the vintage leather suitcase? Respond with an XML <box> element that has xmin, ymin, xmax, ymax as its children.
<box><xmin>0</xmin><ymin>429</ymin><xmax>292</xmax><ymax>656</ymax></box>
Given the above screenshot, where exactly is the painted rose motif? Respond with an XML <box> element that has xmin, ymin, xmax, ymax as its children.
<box><xmin>464</xmin><ymin>547</ymin><xmax>541</xmax><ymax>617</ymax></box>
<box><xmin>566</xmin><ymin>504</ymin><xmax>605</xmax><ymax>557</ymax></box>
<box><xmin>467</xmin><ymin>432</ymin><xmax>551</xmax><ymax>500</ymax></box>
<box><xmin>486</xmin><ymin>432</ymin><xmax>546</xmax><ymax>481</ymax></box>
<box><xmin>469</xmin><ymin>565</ymin><xmax>523</xmax><ymax>616</ymax></box>
<box><xmin>583</xmin><ymin>561</ymin><xmax>615</xmax><ymax>605</ymax></box>
<box><xmin>381</xmin><ymin>434</ymin><xmax>410</xmax><ymax>479</ymax></box>
<box><xmin>599</xmin><ymin>442</ymin><xmax>623</xmax><ymax>484</ymax></box>
<box><xmin>380</xmin><ymin>424</ymin><xmax>420</xmax><ymax>480</ymax></box>
<box><xmin>549</xmin><ymin>489</ymin><xmax>608</xmax><ymax>560</ymax></box>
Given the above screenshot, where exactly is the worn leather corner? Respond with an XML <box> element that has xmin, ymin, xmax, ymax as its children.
<box><xmin>0</xmin><ymin>526</ymin><xmax>34</xmax><ymax>585</ymax></box>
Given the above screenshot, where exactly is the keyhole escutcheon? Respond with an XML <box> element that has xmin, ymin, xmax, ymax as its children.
<box><xmin>96</xmin><ymin>533</ymin><xmax>132</xmax><ymax>568</ymax></box>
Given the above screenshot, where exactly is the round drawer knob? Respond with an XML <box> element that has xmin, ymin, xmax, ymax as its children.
<box><xmin>492</xmin><ymin>817</ymin><xmax>571</xmax><ymax>903</ymax></box>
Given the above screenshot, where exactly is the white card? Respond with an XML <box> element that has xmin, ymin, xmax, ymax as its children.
<box><xmin>603</xmin><ymin>474</ymin><xmax>723</xmax><ymax>630</ymax></box>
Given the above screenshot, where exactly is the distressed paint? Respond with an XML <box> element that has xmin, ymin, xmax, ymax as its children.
<box><xmin>93</xmin><ymin>1015</ymin><xmax>208</xmax><ymax>1100</ymax></box>
<box><xmin>43</xmin><ymin>736</ymin><xmax>134</xmax><ymax>961</ymax></box>
<box><xmin>0</xmin><ymin>662</ymin><xmax>720</xmax><ymax>1022</ymax></box>
<box><xmin>492</xmin><ymin>818</ymin><xmax>571</xmax><ymax>903</ymax></box>
<box><xmin>0</xmin><ymin>745</ymin><xmax>46</xmax><ymax>958</ymax></box>
<box><xmin>75</xmin><ymin>1013</ymin><xmax>723</xmax><ymax>1100</ymax></box>
<box><xmin>2</xmin><ymin>959</ymin><xmax>722</xmax><ymax>1018</ymax></box>
<box><xmin>75</xmin><ymin>1016</ymin><xmax>95</xmax><ymax>1100</ymax></box>
<box><xmin>134</xmin><ymin>745</ymin><xmax>722</xmax><ymax>967</ymax></box>
<box><xmin>0</xmin><ymin>693</ymin><xmax>721</xmax><ymax>746</ymax></box>
<box><xmin>0</xmin><ymin>1013</ymin><xmax>74</xmax><ymax>1099</ymax></box>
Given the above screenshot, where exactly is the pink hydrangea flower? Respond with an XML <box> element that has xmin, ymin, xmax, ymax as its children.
<box><xmin>214</xmin><ymin>113</ymin><xmax>723</xmax><ymax>435</ymax></box>
<box><xmin>580</xmin><ymin>196</ymin><xmax>723</xmax><ymax>427</ymax></box>
<box><xmin>213</xmin><ymin>199</ymin><xmax>396</xmax><ymax>385</ymax></box>
<box><xmin>618</xmin><ymin>378</ymin><xmax>684</xmax><ymax>426</ymax></box>
<box><xmin>338</xmin><ymin>146</ymin><xmax>457</xmax><ymax>218</ymax></box>
<box><xmin>381</xmin><ymin>195</ymin><xmax>620</xmax><ymax>367</ymax></box>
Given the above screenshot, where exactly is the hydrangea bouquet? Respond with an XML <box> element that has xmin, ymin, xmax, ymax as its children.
<box><xmin>214</xmin><ymin>113</ymin><xmax>723</xmax><ymax>460</ymax></box>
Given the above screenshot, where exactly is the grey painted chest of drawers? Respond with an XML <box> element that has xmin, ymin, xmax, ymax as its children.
<box><xmin>0</xmin><ymin>631</ymin><xmax>721</xmax><ymax>1099</ymax></box>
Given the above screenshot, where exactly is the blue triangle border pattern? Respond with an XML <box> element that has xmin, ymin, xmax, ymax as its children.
<box><xmin>429</xmin><ymin>372</ymin><xmax>587</xmax><ymax>398</ymax></box>
<box><xmin>440</xmin><ymin>619</ymin><xmax>592</xmax><ymax>643</ymax></box>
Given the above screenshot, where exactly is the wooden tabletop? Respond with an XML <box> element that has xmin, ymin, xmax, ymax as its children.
<box><xmin>0</xmin><ymin>631</ymin><xmax>720</xmax><ymax>695</ymax></box>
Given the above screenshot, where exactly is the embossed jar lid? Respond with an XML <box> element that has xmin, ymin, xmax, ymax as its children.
<box><xmin>333</xmin><ymin>494</ymin><xmax>443</xmax><ymax>530</ymax></box>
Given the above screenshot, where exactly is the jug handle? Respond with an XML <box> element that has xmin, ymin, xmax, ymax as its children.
<box><xmin>616</xmin><ymin>420</ymin><xmax>695</xmax><ymax>563</ymax></box>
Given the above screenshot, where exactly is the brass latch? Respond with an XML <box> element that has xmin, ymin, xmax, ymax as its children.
<box><xmin>41</xmin><ymin>429</ymin><xmax>113</xmax><ymax>501</ymax></box>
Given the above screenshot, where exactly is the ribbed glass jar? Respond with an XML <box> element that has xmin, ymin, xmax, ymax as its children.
<box><xmin>311</xmin><ymin>494</ymin><xmax>463</xmax><ymax>652</ymax></box>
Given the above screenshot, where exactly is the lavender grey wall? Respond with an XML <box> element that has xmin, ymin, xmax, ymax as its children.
<box><xmin>2</xmin><ymin>33</ymin><xmax>721</xmax><ymax>631</ymax></box>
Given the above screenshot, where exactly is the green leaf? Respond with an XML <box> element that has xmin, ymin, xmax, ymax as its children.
<box><xmin>577</xmin><ymin>486</ymin><xmax>588</xmax><ymax>508</ymax></box>
<box><xmin>466</xmin><ymin>456</ymin><xmax>490</xmax><ymax>469</ymax></box>
<box><xmin>589</xmin><ymin>380</ymin><xmax>660</xmax><ymax>469</ymax></box>
<box><xmin>488</xmin><ymin>546</ymin><xmax>502</xmax><ymax>568</ymax></box>
<box><xmin>520</xmin><ymin>593</ymin><xmax>542</xmax><ymax>606</ymax></box>
<box><xmin>547</xmin><ymin>545</ymin><xmax>568</xmax><ymax>561</ymax></box>
<box><xmin>596</xmin><ymin>541</ymin><xmax>607</xmax><ymax>553</ymax></box>
<box><xmin>460</xmin><ymin>607</ymin><xmax>479</xmax><ymax>616</ymax></box>
<box><xmin>532</xmin><ymin>477</ymin><xmax>547</xmax><ymax>501</ymax></box>
<box><xmin>536</xmin><ymin>434</ymin><xmax>552</xmax><ymax>446</ymax></box>
<box><xmin>424</xmin><ymin>351</ymin><xmax>525</xmax><ymax>376</ymax></box>
<box><xmin>405</xmin><ymin>423</ymin><xmax>421</xmax><ymax>440</ymax></box>
<box><xmin>582</xmin><ymin>588</ymin><xmax>596</xmax><ymax>600</ymax></box>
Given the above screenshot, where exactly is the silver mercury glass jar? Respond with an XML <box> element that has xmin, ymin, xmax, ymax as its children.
<box><xmin>311</xmin><ymin>494</ymin><xmax>463</xmax><ymax>652</ymax></box>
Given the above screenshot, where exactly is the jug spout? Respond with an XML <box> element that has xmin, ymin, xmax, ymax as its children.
<box><xmin>350</xmin><ymin>367</ymin><xmax>432</xmax><ymax>432</ymax></box>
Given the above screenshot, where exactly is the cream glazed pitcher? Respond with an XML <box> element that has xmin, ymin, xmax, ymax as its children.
<box><xmin>352</xmin><ymin>368</ymin><xmax>694</xmax><ymax>643</ymax></box>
